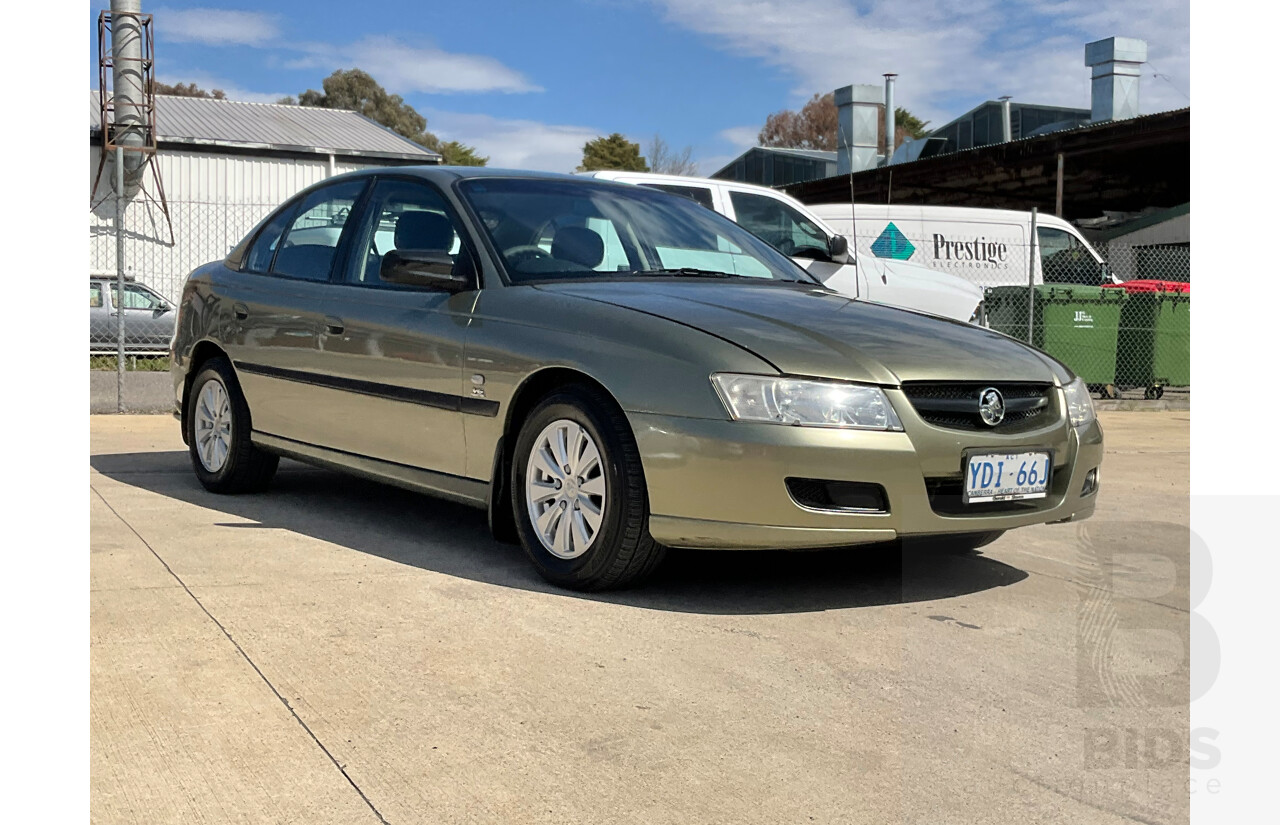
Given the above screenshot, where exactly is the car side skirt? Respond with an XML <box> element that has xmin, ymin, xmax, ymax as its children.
<box><xmin>252</xmin><ymin>431</ymin><xmax>490</xmax><ymax>509</ymax></box>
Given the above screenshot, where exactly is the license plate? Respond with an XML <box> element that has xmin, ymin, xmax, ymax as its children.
<box><xmin>964</xmin><ymin>451</ymin><xmax>1051</xmax><ymax>503</ymax></box>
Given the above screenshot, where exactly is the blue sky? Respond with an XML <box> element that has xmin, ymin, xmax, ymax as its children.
<box><xmin>89</xmin><ymin>1</ymin><xmax>1190</xmax><ymax>173</ymax></box>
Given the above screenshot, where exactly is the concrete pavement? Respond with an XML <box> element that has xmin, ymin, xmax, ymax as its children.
<box><xmin>90</xmin><ymin>412</ymin><xmax>1190</xmax><ymax>824</ymax></box>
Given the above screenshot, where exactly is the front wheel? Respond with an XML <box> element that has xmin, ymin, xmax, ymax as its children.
<box><xmin>511</xmin><ymin>386</ymin><xmax>664</xmax><ymax>591</ymax></box>
<box><xmin>187</xmin><ymin>357</ymin><xmax>278</xmax><ymax>494</ymax></box>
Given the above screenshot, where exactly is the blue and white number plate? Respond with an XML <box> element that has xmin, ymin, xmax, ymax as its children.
<box><xmin>964</xmin><ymin>451</ymin><xmax>1051</xmax><ymax>503</ymax></box>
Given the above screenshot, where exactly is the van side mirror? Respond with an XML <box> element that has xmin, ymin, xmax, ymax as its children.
<box><xmin>828</xmin><ymin>233</ymin><xmax>851</xmax><ymax>264</ymax></box>
<box><xmin>381</xmin><ymin>249</ymin><xmax>472</xmax><ymax>292</ymax></box>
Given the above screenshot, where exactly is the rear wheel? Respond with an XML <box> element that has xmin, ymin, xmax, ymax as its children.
<box><xmin>187</xmin><ymin>357</ymin><xmax>278</xmax><ymax>494</ymax></box>
<box><xmin>511</xmin><ymin>386</ymin><xmax>664</xmax><ymax>590</ymax></box>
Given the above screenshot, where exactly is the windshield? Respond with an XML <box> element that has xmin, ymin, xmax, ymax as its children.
<box><xmin>457</xmin><ymin>178</ymin><xmax>817</xmax><ymax>285</ymax></box>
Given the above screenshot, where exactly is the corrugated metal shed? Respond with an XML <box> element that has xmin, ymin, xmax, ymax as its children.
<box><xmin>89</xmin><ymin>91</ymin><xmax>441</xmax><ymax>162</ymax></box>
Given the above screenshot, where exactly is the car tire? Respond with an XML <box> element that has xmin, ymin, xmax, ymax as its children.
<box><xmin>511</xmin><ymin>385</ymin><xmax>665</xmax><ymax>591</ymax></box>
<box><xmin>187</xmin><ymin>356</ymin><xmax>278</xmax><ymax>494</ymax></box>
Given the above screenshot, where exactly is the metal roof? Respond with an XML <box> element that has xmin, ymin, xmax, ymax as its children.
<box><xmin>89</xmin><ymin>91</ymin><xmax>441</xmax><ymax>162</ymax></box>
<box><xmin>711</xmin><ymin>146</ymin><xmax>838</xmax><ymax>181</ymax></box>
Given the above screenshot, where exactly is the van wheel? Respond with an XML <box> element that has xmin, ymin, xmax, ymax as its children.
<box><xmin>511</xmin><ymin>385</ymin><xmax>665</xmax><ymax>591</ymax></box>
<box><xmin>187</xmin><ymin>357</ymin><xmax>278</xmax><ymax>494</ymax></box>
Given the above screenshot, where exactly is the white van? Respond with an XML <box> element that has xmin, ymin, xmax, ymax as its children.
<box><xmin>580</xmin><ymin>171</ymin><xmax>985</xmax><ymax>324</ymax></box>
<box><xmin>809</xmin><ymin>204</ymin><xmax>1111</xmax><ymax>289</ymax></box>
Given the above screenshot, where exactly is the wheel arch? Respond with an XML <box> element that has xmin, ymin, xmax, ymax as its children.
<box><xmin>179</xmin><ymin>340</ymin><xmax>232</xmax><ymax>444</ymax></box>
<box><xmin>487</xmin><ymin>366</ymin><xmax>629</xmax><ymax>544</ymax></box>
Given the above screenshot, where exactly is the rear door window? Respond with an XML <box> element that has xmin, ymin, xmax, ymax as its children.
<box><xmin>271</xmin><ymin>179</ymin><xmax>367</xmax><ymax>281</ymax></box>
<box><xmin>244</xmin><ymin>207</ymin><xmax>295</xmax><ymax>274</ymax></box>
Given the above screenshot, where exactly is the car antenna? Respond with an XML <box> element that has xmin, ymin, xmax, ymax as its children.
<box><xmin>837</xmin><ymin>117</ymin><xmax>860</xmax><ymax>286</ymax></box>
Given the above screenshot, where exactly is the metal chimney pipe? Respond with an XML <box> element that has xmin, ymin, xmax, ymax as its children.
<box><xmin>1085</xmin><ymin>37</ymin><xmax>1148</xmax><ymax>122</ymax></box>
<box><xmin>883</xmin><ymin>74</ymin><xmax>897</xmax><ymax>163</ymax></box>
<box><xmin>999</xmin><ymin>96</ymin><xmax>1013</xmax><ymax>143</ymax></box>
<box><xmin>111</xmin><ymin>0</ymin><xmax>146</xmax><ymax>197</ymax></box>
<box><xmin>835</xmin><ymin>84</ymin><xmax>882</xmax><ymax>174</ymax></box>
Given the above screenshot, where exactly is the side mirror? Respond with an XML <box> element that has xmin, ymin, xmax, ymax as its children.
<box><xmin>828</xmin><ymin>233</ymin><xmax>851</xmax><ymax>264</ymax></box>
<box><xmin>381</xmin><ymin>249</ymin><xmax>472</xmax><ymax>292</ymax></box>
<box><xmin>155</xmin><ymin>303</ymin><xmax>171</xmax><ymax>315</ymax></box>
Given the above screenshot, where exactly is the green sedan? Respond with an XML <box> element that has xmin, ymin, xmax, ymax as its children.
<box><xmin>170</xmin><ymin>168</ymin><xmax>1102</xmax><ymax>590</ymax></box>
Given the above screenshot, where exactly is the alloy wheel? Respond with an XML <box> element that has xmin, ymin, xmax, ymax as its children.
<box><xmin>194</xmin><ymin>379</ymin><xmax>232</xmax><ymax>472</ymax></box>
<box><xmin>524</xmin><ymin>418</ymin><xmax>607</xmax><ymax>559</ymax></box>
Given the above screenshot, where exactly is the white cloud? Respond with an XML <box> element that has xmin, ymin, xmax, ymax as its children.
<box><xmin>288</xmin><ymin>36</ymin><xmax>541</xmax><ymax>95</ymax></box>
<box><xmin>155</xmin><ymin>7</ymin><xmax>279</xmax><ymax>47</ymax></box>
<box><xmin>718</xmin><ymin>125</ymin><xmax>760</xmax><ymax>148</ymax></box>
<box><xmin>652</xmin><ymin>0</ymin><xmax>1189</xmax><ymax>123</ymax></box>
<box><xmin>425</xmin><ymin>110</ymin><xmax>602</xmax><ymax>172</ymax></box>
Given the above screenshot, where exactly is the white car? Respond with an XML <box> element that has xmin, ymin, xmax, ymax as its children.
<box><xmin>580</xmin><ymin>171</ymin><xmax>985</xmax><ymax>323</ymax></box>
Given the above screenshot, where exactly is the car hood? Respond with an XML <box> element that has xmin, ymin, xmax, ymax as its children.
<box><xmin>540</xmin><ymin>280</ymin><xmax>1060</xmax><ymax>385</ymax></box>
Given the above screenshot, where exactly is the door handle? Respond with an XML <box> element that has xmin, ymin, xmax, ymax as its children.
<box><xmin>324</xmin><ymin>316</ymin><xmax>345</xmax><ymax>335</ymax></box>
<box><xmin>232</xmin><ymin>302</ymin><xmax>249</xmax><ymax>320</ymax></box>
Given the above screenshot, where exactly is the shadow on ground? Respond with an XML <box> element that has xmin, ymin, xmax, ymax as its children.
<box><xmin>91</xmin><ymin>450</ymin><xmax>1029</xmax><ymax>615</ymax></box>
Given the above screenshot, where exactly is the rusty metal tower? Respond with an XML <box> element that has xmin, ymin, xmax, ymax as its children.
<box><xmin>91</xmin><ymin>2</ymin><xmax>172</xmax><ymax>241</ymax></box>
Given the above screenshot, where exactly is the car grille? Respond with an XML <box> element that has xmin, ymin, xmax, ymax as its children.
<box><xmin>900</xmin><ymin>382</ymin><xmax>1056</xmax><ymax>432</ymax></box>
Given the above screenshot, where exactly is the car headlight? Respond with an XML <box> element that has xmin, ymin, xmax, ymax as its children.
<box><xmin>1063</xmin><ymin>376</ymin><xmax>1096</xmax><ymax>428</ymax></box>
<box><xmin>711</xmin><ymin>373</ymin><xmax>903</xmax><ymax>430</ymax></box>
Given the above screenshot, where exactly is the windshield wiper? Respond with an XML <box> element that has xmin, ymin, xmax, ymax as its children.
<box><xmin>625</xmin><ymin>268</ymin><xmax>744</xmax><ymax>279</ymax></box>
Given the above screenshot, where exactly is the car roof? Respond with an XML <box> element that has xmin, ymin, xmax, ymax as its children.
<box><xmin>328</xmin><ymin>165</ymin><xmax>589</xmax><ymax>185</ymax></box>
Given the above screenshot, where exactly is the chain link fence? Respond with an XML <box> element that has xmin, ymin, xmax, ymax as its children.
<box><xmin>89</xmin><ymin>198</ymin><xmax>276</xmax><ymax>373</ymax></box>
<box><xmin>826</xmin><ymin>216</ymin><xmax>1190</xmax><ymax>401</ymax></box>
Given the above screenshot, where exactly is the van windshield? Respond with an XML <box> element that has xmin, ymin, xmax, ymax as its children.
<box><xmin>458</xmin><ymin>178</ymin><xmax>817</xmax><ymax>285</ymax></box>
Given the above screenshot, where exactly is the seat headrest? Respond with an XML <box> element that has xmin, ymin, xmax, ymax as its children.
<box><xmin>395</xmin><ymin>211</ymin><xmax>454</xmax><ymax>251</ymax></box>
<box><xmin>551</xmin><ymin>226</ymin><xmax>605</xmax><ymax>269</ymax></box>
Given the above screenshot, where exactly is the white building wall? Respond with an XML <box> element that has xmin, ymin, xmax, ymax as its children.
<box><xmin>90</xmin><ymin>147</ymin><xmax>385</xmax><ymax>302</ymax></box>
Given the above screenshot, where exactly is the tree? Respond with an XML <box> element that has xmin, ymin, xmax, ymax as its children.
<box><xmin>425</xmin><ymin>139</ymin><xmax>488</xmax><ymax>167</ymax></box>
<box><xmin>758</xmin><ymin>93</ymin><xmax>837</xmax><ymax>151</ymax></box>
<box><xmin>290</xmin><ymin>69</ymin><xmax>487</xmax><ymax>166</ymax></box>
<box><xmin>153</xmin><ymin>81</ymin><xmax>226</xmax><ymax>99</ymax></box>
<box><xmin>647</xmin><ymin>133</ymin><xmax>698</xmax><ymax>176</ymax></box>
<box><xmin>577</xmin><ymin>133</ymin><xmax>648</xmax><ymax>172</ymax></box>
<box><xmin>758</xmin><ymin>93</ymin><xmax>931</xmax><ymax>154</ymax></box>
<box><xmin>895</xmin><ymin>108</ymin><xmax>931</xmax><ymax>140</ymax></box>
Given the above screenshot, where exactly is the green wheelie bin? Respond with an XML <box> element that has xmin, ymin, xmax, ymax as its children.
<box><xmin>1108</xmin><ymin>281</ymin><xmax>1190</xmax><ymax>399</ymax></box>
<box><xmin>984</xmin><ymin>284</ymin><xmax>1127</xmax><ymax>392</ymax></box>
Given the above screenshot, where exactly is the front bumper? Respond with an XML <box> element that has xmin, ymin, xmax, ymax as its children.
<box><xmin>629</xmin><ymin>388</ymin><xmax>1103</xmax><ymax>550</ymax></box>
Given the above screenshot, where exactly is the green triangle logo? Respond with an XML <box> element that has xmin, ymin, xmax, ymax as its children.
<box><xmin>870</xmin><ymin>222</ymin><xmax>916</xmax><ymax>260</ymax></box>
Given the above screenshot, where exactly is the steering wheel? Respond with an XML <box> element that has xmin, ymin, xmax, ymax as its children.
<box><xmin>502</xmin><ymin>244</ymin><xmax>555</xmax><ymax>267</ymax></box>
